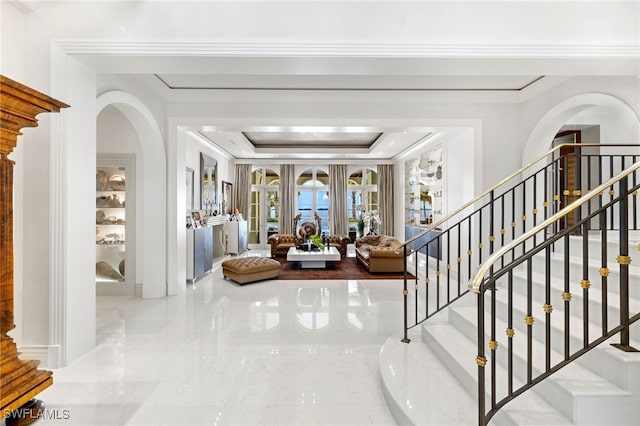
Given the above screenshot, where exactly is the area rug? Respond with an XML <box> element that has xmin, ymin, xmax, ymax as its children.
<box><xmin>275</xmin><ymin>256</ymin><xmax>414</xmax><ymax>280</ymax></box>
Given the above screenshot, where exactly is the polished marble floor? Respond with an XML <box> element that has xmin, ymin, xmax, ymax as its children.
<box><xmin>37</xmin><ymin>252</ymin><xmax>403</xmax><ymax>425</ymax></box>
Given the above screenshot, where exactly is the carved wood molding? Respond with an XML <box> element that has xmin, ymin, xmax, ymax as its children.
<box><xmin>0</xmin><ymin>75</ymin><xmax>69</xmax><ymax>155</ymax></box>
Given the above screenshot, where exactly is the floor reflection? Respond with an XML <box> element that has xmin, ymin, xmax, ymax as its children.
<box><xmin>39</xmin><ymin>254</ymin><xmax>403</xmax><ymax>425</ymax></box>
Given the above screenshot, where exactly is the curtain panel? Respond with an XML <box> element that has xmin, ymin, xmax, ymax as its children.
<box><xmin>234</xmin><ymin>164</ymin><xmax>252</xmax><ymax>218</ymax></box>
<box><xmin>329</xmin><ymin>164</ymin><xmax>348</xmax><ymax>235</ymax></box>
<box><xmin>279</xmin><ymin>164</ymin><xmax>295</xmax><ymax>234</ymax></box>
<box><xmin>377</xmin><ymin>164</ymin><xmax>394</xmax><ymax>236</ymax></box>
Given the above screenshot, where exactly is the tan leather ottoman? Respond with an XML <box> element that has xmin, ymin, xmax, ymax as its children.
<box><xmin>222</xmin><ymin>257</ymin><xmax>281</xmax><ymax>285</ymax></box>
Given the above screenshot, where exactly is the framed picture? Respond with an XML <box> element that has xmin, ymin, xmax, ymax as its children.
<box><xmin>186</xmin><ymin>167</ymin><xmax>194</xmax><ymax>212</ymax></box>
<box><xmin>200</xmin><ymin>152</ymin><xmax>217</xmax><ymax>211</ymax></box>
<box><xmin>191</xmin><ymin>210</ymin><xmax>203</xmax><ymax>228</ymax></box>
<box><xmin>222</xmin><ymin>180</ymin><xmax>233</xmax><ymax>215</ymax></box>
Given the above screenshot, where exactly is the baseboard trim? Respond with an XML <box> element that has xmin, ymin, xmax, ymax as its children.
<box><xmin>18</xmin><ymin>345</ymin><xmax>60</xmax><ymax>369</ymax></box>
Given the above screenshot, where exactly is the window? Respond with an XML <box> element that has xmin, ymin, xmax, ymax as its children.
<box><xmin>347</xmin><ymin>167</ymin><xmax>378</xmax><ymax>239</ymax></box>
<box><xmin>296</xmin><ymin>167</ymin><xmax>329</xmax><ymax>234</ymax></box>
<box><xmin>250</xmin><ymin>167</ymin><xmax>279</xmax><ymax>244</ymax></box>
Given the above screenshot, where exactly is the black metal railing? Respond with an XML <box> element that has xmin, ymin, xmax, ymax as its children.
<box><xmin>401</xmin><ymin>144</ymin><xmax>640</xmax><ymax>343</ymax></box>
<box><xmin>469</xmin><ymin>160</ymin><xmax>640</xmax><ymax>425</ymax></box>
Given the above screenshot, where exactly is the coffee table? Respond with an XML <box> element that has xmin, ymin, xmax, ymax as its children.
<box><xmin>286</xmin><ymin>246</ymin><xmax>341</xmax><ymax>268</ymax></box>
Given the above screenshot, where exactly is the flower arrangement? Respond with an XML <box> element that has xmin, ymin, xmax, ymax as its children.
<box><xmin>309</xmin><ymin>234</ymin><xmax>325</xmax><ymax>250</ymax></box>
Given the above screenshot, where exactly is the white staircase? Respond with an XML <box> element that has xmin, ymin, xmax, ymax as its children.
<box><xmin>381</xmin><ymin>234</ymin><xmax>640</xmax><ymax>425</ymax></box>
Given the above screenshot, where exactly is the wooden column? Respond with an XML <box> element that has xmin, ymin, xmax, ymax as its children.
<box><xmin>0</xmin><ymin>75</ymin><xmax>68</xmax><ymax>419</ymax></box>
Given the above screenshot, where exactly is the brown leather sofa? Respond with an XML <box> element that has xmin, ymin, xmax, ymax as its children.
<box><xmin>355</xmin><ymin>235</ymin><xmax>406</xmax><ymax>273</ymax></box>
<box><xmin>268</xmin><ymin>233</ymin><xmax>350</xmax><ymax>257</ymax></box>
<box><xmin>267</xmin><ymin>233</ymin><xmax>298</xmax><ymax>257</ymax></box>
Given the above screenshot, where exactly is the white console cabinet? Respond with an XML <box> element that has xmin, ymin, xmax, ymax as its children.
<box><xmin>224</xmin><ymin>220</ymin><xmax>248</xmax><ymax>254</ymax></box>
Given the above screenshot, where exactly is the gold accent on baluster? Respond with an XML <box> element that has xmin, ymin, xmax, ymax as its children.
<box><xmin>543</xmin><ymin>201</ymin><xmax>549</xmax><ymax>207</ymax></box>
<box><xmin>573</xmin><ymin>189</ymin><xmax>581</xmax><ymax>196</ymax></box>
<box><xmin>522</xmin><ymin>215</ymin><xmax>527</xmax><ymax>221</ymax></box>
<box><xmin>600</xmin><ymin>267</ymin><xmax>610</xmax><ymax>277</ymax></box>
<box><xmin>563</xmin><ymin>190</ymin><xmax>570</xmax><ymax>196</ymax></box>
<box><xmin>425</xmin><ymin>278</ymin><xmax>430</xmax><ymax>284</ymax></box>
<box><xmin>543</xmin><ymin>304</ymin><xmax>553</xmax><ymax>314</ymax></box>
<box><xmin>478</xmin><ymin>243</ymin><xmax>483</xmax><ymax>249</ymax></box>
<box><xmin>476</xmin><ymin>356</ymin><xmax>487</xmax><ymax>367</ymax></box>
<box><xmin>403</xmin><ymin>289</ymin><xmax>408</xmax><ymax>296</ymax></box>
<box><xmin>489</xmin><ymin>236</ymin><xmax>495</xmax><ymax>242</ymax></box>
<box><xmin>553</xmin><ymin>194</ymin><xmax>560</xmax><ymax>201</ymax></box>
<box><xmin>415</xmin><ymin>284</ymin><xmax>419</xmax><ymax>290</ymax></box>
<box><xmin>637</xmin><ymin>243</ymin><xmax>640</xmax><ymax>252</ymax></box>
<box><xmin>598</xmin><ymin>190</ymin><xmax>604</xmax><ymax>196</ymax></box>
<box><xmin>525</xmin><ymin>316</ymin><xmax>535</xmax><ymax>326</ymax></box>
<box><xmin>532</xmin><ymin>208</ymin><xmax>538</xmax><ymax>215</ymax></box>
<box><xmin>562</xmin><ymin>292</ymin><xmax>572</xmax><ymax>302</ymax></box>
<box><xmin>506</xmin><ymin>328</ymin><xmax>515</xmax><ymax>338</ymax></box>
<box><xmin>633</xmin><ymin>190</ymin><xmax>638</xmax><ymax>197</ymax></box>
<box><xmin>468</xmin><ymin>250</ymin><xmax>473</xmax><ymax>256</ymax></box>
<box><xmin>609</xmin><ymin>190</ymin><xmax>615</xmax><ymax>196</ymax></box>
<box><xmin>500</xmin><ymin>229</ymin><xmax>506</xmax><ymax>235</ymax></box>
<box><xmin>581</xmin><ymin>280</ymin><xmax>591</xmax><ymax>289</ymax></box>
<box><xmin>489</xmin><ymin>340</ymin><xmax>499</xmax><ymax>350</ymax></box>
<box><xmin>617</xmin><ymin>255</ymin><xmax>632</xmax><ymax>265</ymax></box>
<box><xmin>447</xmin><ymin>264</ymin><xmax>452</xmax><ymax>270</ymax></box>
<box><xmin>457</xmin><ymin>257</ymin><xmax>462</xmax><ymax>263</ymax></box>
<box><xmin>511</xmin><ymin>222</ymin><xmax>517</xmax><ymax>228</ymax></box>
<box><xmin>436</xmin><ymin>271</ymin><xmax>441</xmax><ymax>277</ymax></box>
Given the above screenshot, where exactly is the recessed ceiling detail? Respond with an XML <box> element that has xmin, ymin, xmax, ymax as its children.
<box><xmin>155</xmin><ymin>74</ymin><xmax>544</xmax><ymax>91</ymax></box>
<box><xmin>242</xmin><ymin>131</ymin><xmax>383</xmax><ymax>149</ymax></box>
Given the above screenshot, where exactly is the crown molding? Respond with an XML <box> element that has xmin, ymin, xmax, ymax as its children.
<box><xmin>53</xmin><ymin>40</ymin><xmax>640</xmax><ymax>58</ymax></box>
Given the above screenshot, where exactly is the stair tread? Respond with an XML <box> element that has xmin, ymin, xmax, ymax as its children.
<box><xmin>380</xmin><ymin>333</ymin><xmax>477</xmax><ymax>425</ymax></box>
<box><xmin>423</xmin><ymin>322</ymin><xmax>574</xmax><ymax>425</ymax></box>
<box><xmin>451</xmin><ymin>305</ymin><xmax>629</xmax><ymax>396</ymax></box>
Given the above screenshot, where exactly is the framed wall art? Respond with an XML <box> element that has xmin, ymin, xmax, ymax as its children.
<box><xmin>200</xmin><ymin>153</ymin><xmax>217</xmax><ymax>211</ymax></box>
<box><xmin>186</xmin><ymin>167</ymin><xmax>194</xmax><ymax>212</ymax></box>
<box><xmin>222</xmin><ymin>180</ymin><xmax>233</xmax><ymax>215</ymax></box>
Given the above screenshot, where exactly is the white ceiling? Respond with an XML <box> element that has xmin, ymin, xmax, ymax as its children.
<box><xmin>90</xmin><ymin>49</ymin><xmax>636</xmax><ymax>160</ymax></box>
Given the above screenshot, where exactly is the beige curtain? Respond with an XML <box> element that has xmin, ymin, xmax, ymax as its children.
<box><xmin>377</xmin><ymin>164</ymin><xmax>394</xmax><ymax>236</ymax></box>
<box><xmin>279</xmin><ymin>164</ymin><xmax>296</xmax><ymax>234</ymax></box>
<box><xmin>329</xmin><ymin>164</ymin><xmax>348</xmax><ymax>235</ymax></box>
<box><xmin>234</xmin><ymin>164</ymin><xmax>252</xmax><ymax>218</ymax></box>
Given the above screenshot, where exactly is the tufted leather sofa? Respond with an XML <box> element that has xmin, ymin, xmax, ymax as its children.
<box><xmin>267</xmin><ymin>233</ymin><xmax>298</xmax><ymax>257</ymax></box>
<box><xmin>355</xmin><ymin>235</ymin><xmax>407</xmax><ymax>273</ymax></box>
<box><xmin>268</xmin><ymin>233</ymin><xmax>351</xmax><ymax>257</ymax></box>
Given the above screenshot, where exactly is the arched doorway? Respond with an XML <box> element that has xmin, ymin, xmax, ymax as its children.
<box><xmin>523</xmin><ymin>93</ymin><xmax>640</xmax><ymax>166</ymax></box>
<box><xmin>523</xmin><ymin>93</ymin><xmax>640</xmax><ymax>232</ymax></box>
<box><xmin>96</xmin><ymin>91</ymin><xmax>167</xmax><ymax>299</ymax></box>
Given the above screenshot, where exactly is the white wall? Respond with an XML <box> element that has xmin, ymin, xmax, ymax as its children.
<box><xmin>184</xmin><ymin>133</ymin><xmax>234</xmax><ymax>214</ymax></box>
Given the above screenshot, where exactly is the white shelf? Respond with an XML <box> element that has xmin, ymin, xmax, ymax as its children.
<box><xmin>96</xmin><ymin>155</ymin><xmax>135</xmax><ymax>295</ymax></box>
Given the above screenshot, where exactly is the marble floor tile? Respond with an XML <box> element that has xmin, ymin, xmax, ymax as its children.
<box><xmin>36</xmin><ymin>251</ymin><xmax>402</xmax><ymax>425</ymax></box>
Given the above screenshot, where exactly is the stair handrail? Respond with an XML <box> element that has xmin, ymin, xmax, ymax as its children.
<box><xmin>468</xmin><ymin>159</ymin><xmax>640</xmax><ymax>293</ymax></box>
<box><xmin>401</xmin><ymin>143</ymin><xmax>639</xmax><ymax>248</ymax></box>
<box><xmin>468</xmin><ymin>159</ymin><xmax>640</xmax><ymax>425</ymax></box>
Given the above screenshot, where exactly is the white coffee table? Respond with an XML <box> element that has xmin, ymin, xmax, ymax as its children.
<box><xmin>286</xmin><ymin>246</ymin><xmax>341</xmax><ymax>268</ymax></box>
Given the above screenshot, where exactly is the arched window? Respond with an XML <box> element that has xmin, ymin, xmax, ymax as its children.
<box><xmin>296</xmin><ymin>167</ymin><xmax>329</xmax><ymax>234</ymax></box>
<box><xmin>347</xmin><ymin>168</ymin><xmax>378</xmax><ymax>239</ymax></box>
<box><xmin>250</xmin><ymin>167</ymin><xmax>279</xmax><ymax>245</ymax></box>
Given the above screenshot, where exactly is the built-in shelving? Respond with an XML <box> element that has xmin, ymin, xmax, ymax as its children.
<box><xmin>96</xmin><ymin>155</ymin><xmax>135</xmax><ymax>294</ymax></box>
<box><xmin>405</xmin><ymin>143</ymin><xmax>445</xmax><ymax>226</ymax></box>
